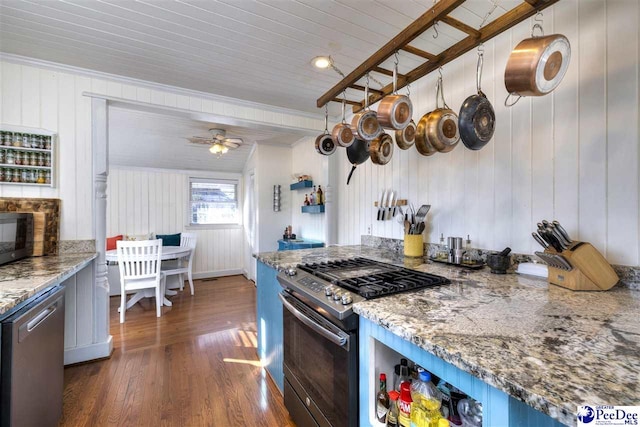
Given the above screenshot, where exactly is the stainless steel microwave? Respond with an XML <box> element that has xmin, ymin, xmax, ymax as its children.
<box><xmin>0</xmin><ymin>213</ymin><xmax>34</xmax><ymax>266</ymax></box>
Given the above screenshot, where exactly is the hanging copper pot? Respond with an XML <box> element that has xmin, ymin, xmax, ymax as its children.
<box><xmin>504</xmin><ymin>24</ymin><xmax>571</xmax><ymax>106</ymax></box>
<box><xmin>395</xmin><ymin>120</ymin><xmax>416</xmax><ymax>150</ymax></box>
<box><xmin>417</xmin><ymin>73</ymin><xmax>459</xmax><ymax>154</ymax></box>
<box><xmin>331</xmin><ymin>97</ymin><xmax>355</xmax><ymax>147</ymax></box>
<box><xmin>350</xmin><ymin>77</ymin><xmax>382</xmax><ymax>141</ymax></box>
<box><xmin>370</xmin><ymin>133</ymin><xmax>394</xmax><ymax>165</ymax></box>
<box><xmin>415</xmin><ymin>115</ymin><xmax>437</xmax><ymax>156</ymax></box>
<box><xmin>378</xmin><ymin>61</ymin><xmax>413</xmax><ymax>130</ymax></box>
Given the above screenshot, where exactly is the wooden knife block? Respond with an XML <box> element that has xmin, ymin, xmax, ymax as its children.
<box><xmin>546</xmin><ymin>242</ymin><xmax>618</xmax><ymax>291</ymax></box>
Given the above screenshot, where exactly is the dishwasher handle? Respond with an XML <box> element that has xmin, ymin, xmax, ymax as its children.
<box><xmin>17</xmin><ymin>291</ymin><xmax>64</xmax><ymax>343</ymax></box>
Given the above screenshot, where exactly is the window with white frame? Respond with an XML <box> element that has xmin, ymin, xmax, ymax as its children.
<box><xmin>189</xmin><ymin>177</ymin><xmax>239</xmax><ymax>225</ymax></box>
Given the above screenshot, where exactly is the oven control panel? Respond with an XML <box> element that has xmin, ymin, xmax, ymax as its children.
<box><xmin>276</xmin><ymin>270</ymin><xmax>365</xmax><ymax>319</ymax></box>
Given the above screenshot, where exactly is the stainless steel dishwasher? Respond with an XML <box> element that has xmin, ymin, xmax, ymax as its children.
<box><xmin>0</xmin><ymin>285</ymin><xmax>65</xmax><ymax>427</ymax></box>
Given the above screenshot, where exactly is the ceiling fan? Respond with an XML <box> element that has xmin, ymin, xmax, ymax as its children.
<box><xmin>187</xmin><ymin>128</ymin><xmax>243</xmax><ymax>156</ymax></box>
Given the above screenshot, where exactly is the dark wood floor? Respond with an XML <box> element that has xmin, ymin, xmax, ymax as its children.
<box><xmin>60</xmin><ymin>276</ymin><xmax>295</xmax><ymax>427</ymax></box>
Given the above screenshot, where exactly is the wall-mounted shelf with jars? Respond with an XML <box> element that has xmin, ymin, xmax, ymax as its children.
<box><xmin>0</xmin><ymin>124</ymin><xmax>55</xmax><ymax>187</ymax></box>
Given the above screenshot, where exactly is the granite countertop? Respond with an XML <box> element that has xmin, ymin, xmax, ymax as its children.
<box><xmin>255</xmin><ymin>246</ymin><xmax>640</xmax><ymax>426</ymax></box>
<box><xmin>0</xmin><ymin>253</ymin><xmax>97</xmax><ymax>316</ymax></box>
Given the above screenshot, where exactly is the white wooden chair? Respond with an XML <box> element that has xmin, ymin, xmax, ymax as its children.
<box><xmin>161</xmin><ymin>232</ymin><xmax>197</xmax><ymax>295</ymax></box>
<box><xmin>116</xmin><ymin>239</ymin><xmax>165</xmax><ymax>323</ymax></box>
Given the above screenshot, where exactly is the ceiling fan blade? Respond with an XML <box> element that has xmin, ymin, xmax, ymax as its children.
<box><xmin>223</xmin><ymin>141</ymin><xmax>240</xmax><ymax>148</ymax></box>
<box><xmin>225</xmin><ymin>138</ymin><xmax>243</xmax><ymax>144</ymax></box>
<box><xmin>188</xmin><ymin>136</ymin><xmax>213</xmax><ymax>143</ymax></box>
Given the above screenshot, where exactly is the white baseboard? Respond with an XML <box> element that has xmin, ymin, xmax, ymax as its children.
<box><xmin>64</xmin><ymin>335</ymin><xmax>113</xmax><ymax>365</ymax></box>
<box><xmin>193</xmin><ymin>269</ymin><xmax>242</xmax><ymax>279</ymax></box>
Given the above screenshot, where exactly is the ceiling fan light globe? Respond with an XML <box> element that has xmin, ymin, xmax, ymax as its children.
<box><xmin>222</xmin><ymin>146</ymin><xmax>229</xmax><ymax>154</ymax></box>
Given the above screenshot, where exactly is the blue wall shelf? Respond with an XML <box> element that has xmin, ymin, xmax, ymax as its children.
<box><xmin>290</xmin><ymin>180</ymin><xmax>313</xmax><ymax>190</ymax></box>
<box><xmin>301</xmin><ymin>205</ymin><xmax>325</xmax><ymax>214</ymax></box>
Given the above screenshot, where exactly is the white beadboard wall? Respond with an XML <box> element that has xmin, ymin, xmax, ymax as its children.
<box><xmin>107</xmin><ymin>167</ymin><xmax>243</xmax><ymax>276</ymax></box>
<box><xmin>332</xmin><ymin>1</ymin><xmax>640</xmax><ymax>267</ymax></box>
<box><xmin>0</xmin><ymin>57</ymin><xmax>323</xmax><ymax>241</ymax></box>
<box><xmin>291</xmin><ymin>137</ymin><xmax>328</xmax><ymax>242</ymax></box>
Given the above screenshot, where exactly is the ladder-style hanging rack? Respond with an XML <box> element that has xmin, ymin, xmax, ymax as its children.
<box><xmin>317</xmin><ymin>0</ymin><xmax>560</xmax><ymax>113</ymax></box>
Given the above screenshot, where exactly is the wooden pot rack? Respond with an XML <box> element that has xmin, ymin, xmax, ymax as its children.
<box><xmin>317</xmin><ymin>0</ymin><xmax>559</xmax><ymax>113</ymax></box>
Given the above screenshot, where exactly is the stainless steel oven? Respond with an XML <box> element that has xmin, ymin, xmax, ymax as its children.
<box><xmin>277</xmin><ymin>258</ymin><xmax>449</xmax><ymax>427</ymax></box>
<box><xmin>280</xmin><ymin>291</ymin><xmax>358</xmax><ymax>427</ymax></box>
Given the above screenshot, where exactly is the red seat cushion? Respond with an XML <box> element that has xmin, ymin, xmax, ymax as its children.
<box><xmin>106</xmin><ymin>235</ymin><xmax>124</xmax><ymax>251</ymax></box>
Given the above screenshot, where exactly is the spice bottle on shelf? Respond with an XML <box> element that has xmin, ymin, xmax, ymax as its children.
<box><xmin>5</xmin><ymin>150</ymin><xmax>14</xmax><ymax>165</ymax></box>
<box><xmin>12</xmin><ymin>133</ymin><xmax>22</xmax><ymax>147</ymax></box>
<box><xmin>309</xmin><ymin>190</ymin><xmax>315</xmax><ymax>205</ymax></box>
<box><xmin>386</xmin><ymin>390</ymin><xmax>400</xmax><ymax>427</ymax></box>
<box><xmin>44</xmin><ymin>136</ymin><xmax>51</xmax><ymax>150</ymax></box>
<box><xmin>376</xmin><ymin>373</ymin><xmax>390</xmax><ymax>423</ymax></box>
<box><xmin>37</xmin><ymin>170</ymin><xmax>46</xmax><ymax>184</ymax></box>
<box><xmin>398</xmin><ymin>382</ymin><xmax>413</xmax><ymax>427</ymax></box>
<box><xmin>14</xmin><ymin>151</ymin><xmax>23</xmax><ymax>165</ymax></box>
<box><xmin>45</xmin><ymin>170</ymin><xmax>51</xmax><ymax>184</ymax></box>
<box><xmin>317</xmin><ymin>185</ymin><xmax>324</xmax><ymax>205</ymax></box>
<box><xmin>304</xmin><ymin>194</ymin><xmax>310</xmax><ymax>206</ymax></box>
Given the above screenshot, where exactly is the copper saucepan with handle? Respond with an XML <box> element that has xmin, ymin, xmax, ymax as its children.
<box><xmin>332</xmin><ymin>95</ymin><xmax>355</xmax><ymax>147</ymax></box>
<box><xmin>350</xmin><ymin>75</ymin><xmax>383</xmax><ymax>141</ymax></box>
<box><xmin>377</xmin><ymin>57</ymin><xmax>413</xmax><ymax>130</ymax></box>
<box><xmin>504</xmin><ymin>23</ymin><xmax>571</xmax><ymax>106</ymax></box>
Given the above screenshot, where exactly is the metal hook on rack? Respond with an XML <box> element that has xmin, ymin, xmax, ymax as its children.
<box><xmin>438</xmin><ymin>66</ymin><xmax>443</xmax><ymax>79</ymax></box>
<box><xmin>406</xmin><ymin>83</ymin><xmax>411</xmax><ymax>97</ymax></box>
<box><xmin>394</xmin><ymin>51</ymin><xmax>399</xmax><ymax>66</ymax></box>
<box><xmin>531</xmin><ymin>11</ymin><xmax>544</xmax><ymax>37</ymax></box>
<box><xmin>534</xmin><ymin>10</ymin><xmax>544</xmax><ymax>24</ymax></box>
<box><xmin>433</xmin><ymin>21</ymin><xmax>439</xmax><ymax>39</ymax></box>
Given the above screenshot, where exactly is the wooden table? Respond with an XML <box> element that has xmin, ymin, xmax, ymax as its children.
<box><xmin>106</xmin><ymin>246</ymin><xmax>192</xmax><ymax>308</ymax></box>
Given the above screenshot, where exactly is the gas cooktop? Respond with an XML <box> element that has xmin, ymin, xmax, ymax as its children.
<box><xmin>277</xmin><ymin>257</ymin><xmax>450</xmax><ymax>320</ymax></box>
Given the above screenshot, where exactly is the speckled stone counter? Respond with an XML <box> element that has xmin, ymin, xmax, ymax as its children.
<box><xmin>0</xmin><ymin>253</ymin><xmax>97</xmax><ymax>316</ymax></box>
<box><xmin>255</xmin><ymin>246</ymin><xmax>640</xmax><ymax>426</ymax></box>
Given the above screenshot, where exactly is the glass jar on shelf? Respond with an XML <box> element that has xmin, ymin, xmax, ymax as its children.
<box><xmin>5</xmin><ymin>169</ymin><xmax>13</xmax><ymax>183</ymax></box>
<box><xmin>44</xmin><ymin>153</ymin><xmax>51</xmax><ymax>167</ymax></box>
<box><xmin>0</xmin><ymin>149</ymin><xmax>5</xmax><ymax>164</ymax></box>
<box><xmin>30</xmin><ymin>152</ymin><xmax>37</xmax><ymax>166</ymax></box>
<box><xmin>44</xmin><ymin>136</ymin><xmax>52</xmax><ymax>150</ymax></box>
<box><xmin>0</xmin><ymin>169</ymin><xmax>5</xmax><ymax>182</ymax></box>
<box><xmin>24</xmin><ymin>152</ymin><xmax>32</xmax><ymax>166</ymax></box>
<box><xmin>5</xmin><ymin>150</ymin><xmax>14</xmax><ymax>165</ymax></box>
<box><xmin>30</xmin><ymin>134</ymin><xmax>38</xmax><ymax>149</ymax></box>
<box><xmin>12</xmin><ymin>133</ymin><xmax>22</xmax><ymax>147</ymax></box>
<box><xmin>21</xmin><ymin>169</ymin><xmax>29</xmax><ymax>183</ymax></box>
<box><xmin>37</xmin><ymin>170</ymin><xmax>46</xmax><ymax>184</ymax></box>
<box><xmin>22</xmin><ymin>133</ymin><xmax>30</xmax><ymax>148</ymax></box>
<box><xmin>12</xmin><ymin>169</ymin><xmax>21</xmax><ymax>183</ymax></box>
<box><xmin>36</xmin><ymin>152</ymin><xmax>44</xmax><ymax>166</ymax></box>
<box><xmin>45</xmin><ymin>170</ymin><xmax>51</xmax><ymax>184</ymax></box>
<box><xmin>0</xmin><ymin>132</ymin><xmax>10</xmax><ymax>146</ymax></box>
<box><xmin>14</xmin><ymin>151</ymin><xmax>23</xmax><ymax>165</ymax></box>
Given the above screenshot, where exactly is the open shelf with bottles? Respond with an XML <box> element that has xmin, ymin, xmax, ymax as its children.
<box><xmin>290</xmin><ymin>180</ymin><xmax>313</xmax><ymax>190</ymax></box>
<box><xmin>0</xmin><ymin>124</ymin><xmax>55</xmax><ymax>187</ymax></box>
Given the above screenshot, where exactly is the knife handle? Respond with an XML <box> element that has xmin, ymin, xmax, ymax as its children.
<box><xmin>552</xmin><ymin>220</ymin><xmax>573</xmax><ymax>243</ymax></box>
<box><xmin>532</xmin><ymin>232</ymin><xmax>548</xmax><ymax>248</ymax></box>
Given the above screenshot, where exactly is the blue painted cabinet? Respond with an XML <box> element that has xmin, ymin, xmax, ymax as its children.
<box><xmin>359</xmin><ymin>317</ymin><xmax>567</xmax><ymax>427</ymax></box>
<box><xmin>256</xmin><ymin>261</ymin><xmax>284</xmax><ymax>392</ymax></box>
<box><xmin>277</xmin><ymin>239</ymin><xmax>325</xmax><ymax>251</ymax></box>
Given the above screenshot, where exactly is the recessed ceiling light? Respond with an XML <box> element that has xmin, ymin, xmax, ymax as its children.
<box><xmin>312</xmin><ymin>56</ymin><xmax>332</xmax><ymax>69</ymax></box>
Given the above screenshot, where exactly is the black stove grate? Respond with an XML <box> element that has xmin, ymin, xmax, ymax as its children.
<box><xmin>298</xmin><ymin>257</ymin><xmax>449</xmax><ymax>299</ymax></box>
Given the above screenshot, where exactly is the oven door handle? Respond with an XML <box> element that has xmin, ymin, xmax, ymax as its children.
<box><xmin>278</xmin><ymin>292</ymin><xmax>349</xmax><ymax>348</ymax></box>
